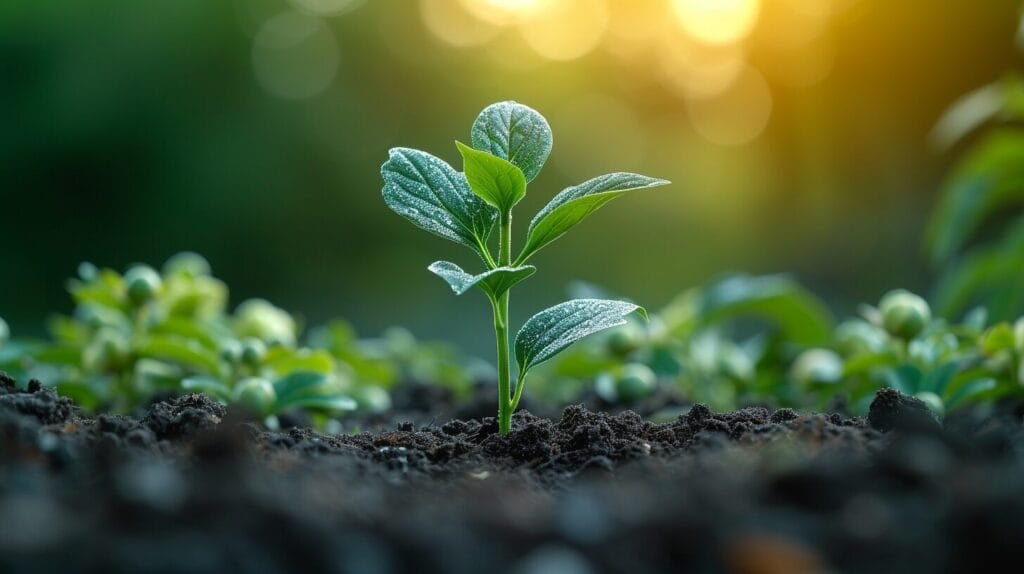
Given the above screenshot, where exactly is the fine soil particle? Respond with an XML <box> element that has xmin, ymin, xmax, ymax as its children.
<box><xmin>0</xmin><ymin>372</ymin><xmax>1021</xmax><ymax>573</ymax></box>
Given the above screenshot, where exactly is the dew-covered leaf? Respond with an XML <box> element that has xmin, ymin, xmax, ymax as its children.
<box><xmin>428</xmin><ymin>261</ymin><xmax>535</xmax><ymax>299</ymax></box>
<box><xmin>471</xmin><ymin>101</ymin><xmax>552</xmax><ymax>182</ymax></box>
<box><xmin>456</xmin><ymin>141</ymin><xmax>527</xmax><ymax>211</ymax></box>
<box><xmin>515</xmin><ymin>299</ymin><xmax>647</xmax><ymax>375</ymax></box>
<box><xmin>381</xmin><ymin>148</ymin><xmax>497</xmax><ymax>260</ymax></box>
<box><xmin>518</xmin><ymin>173</ymin><xmax>669</xmax><ymax>263</ymax></box>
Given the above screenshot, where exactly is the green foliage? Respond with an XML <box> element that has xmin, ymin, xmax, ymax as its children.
<box><xmin>382</xmin><ymin>101</ymin><xmax>667</xmax><ymax>434</ymax></box>
<box><xmin>528</xmin><ymin>276</ymin><xmax>1023</xmax><ymax>418</ymax></box>
<box><xmin>518</xmin><ymin>173</ymin><xmax>669</xmax><ymax>263</ymax></box>
<box><xmin>514</xmin><ymin>299</ymin><xmax>646</xmax><ymax>375</ymax></box>
<box><xmin>427</xmin><ymin>261</ymin><xmax>536</xmax><ymax>298</ymax></box>
<box><xmin>0</xmin><ymin>254</ymin><xmax>489</xmax><ymax>428</ymax></box>
<box><xmin>381</xmin><ymin>147</ymin><xmax>497</xmax><ymax>264</ymax></box>
<box><xmin>470</xmin><ymin>101</ymin><xmax>553</xmax><ymax>183</ymax></box>
<box><xmin>456</xmin><ymin>141</ymin><xmax>527</xmax><ymax>211</ymax></box>
<box><xmin>926</xmin><ymin>66</ymin><xmax>1024</xmax><ymax>321</ymax></box>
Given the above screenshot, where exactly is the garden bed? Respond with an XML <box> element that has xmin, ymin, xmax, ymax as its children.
<box><xmin>1</xmin><ymin>372</ymin><xmax>1021</xmax><ymax>573</ymax></box>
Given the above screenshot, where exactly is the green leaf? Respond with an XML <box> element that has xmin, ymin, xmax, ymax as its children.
<box><xmin>698</xmin><ymin>274</ymin><xmax>835</xmax><ymax>346</ymax></box>
<box><xmin>471</xmin><ymin>101</ymin><xmax>552</xmax><ymax>182</ymax></box>
<box><xmin>181</xmin><ymin>376</ymin><xmax>232</xmax><ymax>401</ymax></box>
<box><xmin>136</xmin><ymin>336</ymin><xmax>222</xmax><ymax>375</ymax></box>
<box><xmin>456</xmin><ymin>141</ymin><xmax>527</xmax><ymax>211</ymax></box>
<box><xmin>933</xmin><ymin>217</ymin><xmax>1024</xmax><ymax>321</ymax></box>
<box><xmin>69</xmin><ymin>269</ymin><xmax>128</xmax><ymax>311</ymax></box>
<box><xmin>272</xmin><ymin>370</ymin><xmax>334</xmax><ymax>404</ymax></box>
<box><xmin>944</xmin><ymin>377</ymin><xmax>997</xmax><ymax>410</ymax></box>
<box><xmin>427</xmin><ymin>261</ymin><xmax>536</xmax><ymax>299</ymax></box>
<box><xmin>281</xmin><ymin>394</ymin><xmax>357</xmax><ymax>413</ymax></box>
<box><xmin>518</xmin><ymin>173</ymin><xmax>669</xmax><ymax>263</ymax></box>
<box><xmin>925</xmin><ymin>130</ymin><xmax>1024</xmax><ymax>265</ymax></box>
<box><xmin>930</xmin><ymin>73</ymin><xmax>1024</xmax><ymax>150</ymax></box>
<box><xmin>263</xmin><ymin>347</ymin><xmax>335</xmax><ymax>375</ymax></box>
<box><xmin>381</xmin><ymin>148</ymin><xmax>497</xmax><ymax>261</ymax></box>
<box><xmin>515</xmin><ymin>299</ymin><xmax>647</xmax><ymax>375</ymax></box>
<box><xmin>150</xmin><ymin>317</ymin><xmax>226</xmax><ymax>350</ymax></box>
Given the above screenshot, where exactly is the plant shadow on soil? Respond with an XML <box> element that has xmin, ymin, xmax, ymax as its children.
<box><xmin>1</xmin><ymin>372</ymin><xmax>1023</xmax><ymax>573</ymax></box>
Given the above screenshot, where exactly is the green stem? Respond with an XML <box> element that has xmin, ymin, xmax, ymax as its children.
<box><xmin>494</xmin><ymin>293</ymin><xmax>511</xmax><ymax>434</ymax></box>
<box><xmin>494</xmin><ymin>209</ymin><xmax>513</xmax><ymax>435</ymax></box>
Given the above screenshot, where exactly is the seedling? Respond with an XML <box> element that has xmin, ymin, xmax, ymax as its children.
<box><xmin>381</xmin><ymin>101</ymin><xmax>668</xmax><ymax>434</ymax></box>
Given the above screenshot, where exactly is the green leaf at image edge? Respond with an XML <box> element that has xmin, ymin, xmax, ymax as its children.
<box><xmin>471</xmin><ymin>101</ymin><xmax>553</xmax><ymax>183</ymax></box>
<box><xmin>381</xmin><ymin>148</ymin><xmax>497</xmax><ymax>262</ymax></box>
<box><xmin>428</xmin><ymin>261</ymin><xmax>536</xmax><ymax>299</ymax></box>
<box><xmin>518</xmin><ymin>173</ymin><xmax>670</xmax><ymax>263</ymax></box>
<box><xmin>515</xmin><ymin>298</ymin><xmax>647</xmax><ymax>375</ymax></box>
<box><xmin>456</xmin><ymin>141</ymin><xmax>527</xmax><ymax>211</ymax></box>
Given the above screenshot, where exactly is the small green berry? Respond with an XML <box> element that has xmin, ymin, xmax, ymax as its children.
<box><xmin>233</xmin><ymin>299</ymin><xmax>297</xmax><ymax>346</ymax></box>
<box><xmin>834</xmin><ymin>320</ymin><xmax>888</xmax><ymax>356</ymax></box>
<box><xmin>233</xmin><ymin>377</ymin><xmax>276</xmax><ymax>415</ymax></box>
<box><xmin>219</xmin><ymin>340</ymin><xmax>243</xmax><ymax>364</ymax></box>
<box><xmin>606</xmin><ymin>324</ymin><xmax>644</xmax><ymax>357</ymax></box>
<box><xmin>163</xmin><ymin>252</ymin><xmax>212</xmax><ymax>278</ymax></box>
<box><xmin>240</xmin><ymin>338</ymin><xmax>267</xmax><ymax>366</ymax></box>
<box><xmin>77</xmin><ymin>262</ymin><xmax>99</xmax><ymax>282</ymax></box>
<box><xmin>879</xmin><ymin>289</ymin><xmax>931</xmax><ymax>339</ymax></box>
<box><xmin>616</xmin><ymin>363</ymin><xmax>658</xmax><ymax>402</ymax></box>
<box><xmin>124</xmin><ymin>265</ymin><xmax>162</xmax><ymax>306</ymax></box>
<box><xmin>791</xmin><ymin>349</ymin><xmax>843</xmax><ymax>386</ymax></box>
<box><xmin>597</xmin><ymin>363</ymin><xmax>657</xmax><ymax>404</ymax></box>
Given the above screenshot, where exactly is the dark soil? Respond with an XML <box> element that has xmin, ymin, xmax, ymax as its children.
<box><xmin>1</xmin><ymin>372</ymin><xmax>1022</xmax><ymax>573</ymax></box>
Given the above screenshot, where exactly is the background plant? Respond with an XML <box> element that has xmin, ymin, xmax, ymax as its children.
<box><xmin>526</xmin><ymin>274</ymin><xmax>1023</xmax><ymax>418</ymax></box>
<box><xmin>0</xmin><ymin>253</ymin><xmax>485</xmax><ymax>428</ymax></box>
<box><xmin>926</xmin><ymin>27</ymin><xmax>1024</xmax><ymax>322</ymax></box>
<box><xmin>381</xmin><ymin>101</ymin><xmax>667</xmax><ymax>434</ymax></box>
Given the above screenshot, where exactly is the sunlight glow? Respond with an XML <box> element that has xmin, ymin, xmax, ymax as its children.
<box><xmin>420</xmin><ymin>0</ymin><xmax>500</xmax><ymax>47</ymax></box>
<box><xmin>670</xmin><ymin>0</ymin><xmax>761</xmax><ymax>45</ymax></box>
<box><xmin>457</xmin><ymin>0</ymin><xmax>552</xmax><ymax>25</ymax></box>
<box><xmin>519</xmin><ymin>0</ymin><xmax>609</xmax><ymax>60</ymax></box>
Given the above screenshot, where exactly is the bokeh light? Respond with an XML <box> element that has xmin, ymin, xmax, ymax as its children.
<box><xmin>656</xmin><ymin>37</ymin><xmax>746</xmax><ymax>99</ymax></box>
<box><xmin>288</xmin><ymin>0</ymin><xmax>366</xmax><ymax>17</ymax></box>
<box><xmin>519</xmin><ymin>0</ymin><xmax>609</xmax><ymax>61</ymax></box>
<box><xmin>457</xmin><ymin>0</ymin><xmax>552</xmax><ymax>25</ymax></box>
<box><xmin>252</xmin><ymin>11</ymin><xmax>339</xmax><ymax>99</ymax></box>
<box><xmin>685</xmin><ymin>65</ymin><xmax>773</xmax><ymax>146</ymax></box>
<box><xmin>670</xmin><ymin>0</ymin><xmax>762</xmax><ymax>45</ymax></box>
<box><xmin>420</xmin><ymin>0</ymin><xmax>501</xmax><ymax>47</ymax></box>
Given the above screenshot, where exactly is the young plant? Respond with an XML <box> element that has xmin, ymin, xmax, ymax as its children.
<box><xmin>381</xmin><ymin>101</ymin><xmax>667</xmax><ymax>434</ymax></box>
